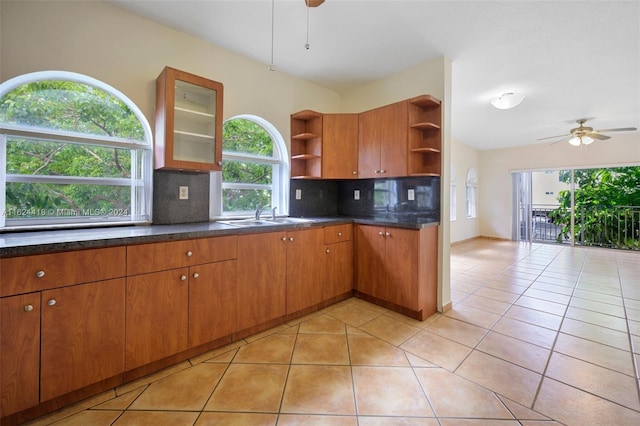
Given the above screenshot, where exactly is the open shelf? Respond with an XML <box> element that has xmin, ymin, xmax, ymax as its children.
<box><xmin>291</xmin><ymin>110</ymin><xmax>322</xmax><ymax>121</ymax></box>
<box><xmin>407</xmin><ymin>95</ymin><xmax>442</xmax><ymax>177</ymax></box>
<box><xmin>410</xmin><ymin>147</ymin><xmax>441</xmax><ymax>154</ymax></box>
<box><xmin>291</xmin><ymin>110</ymin><xmax>323</xmax><ymax>179</ymax></box>
<box><xmin>409</xmin><ymin>94</ymin><xmax>441</xmax><ymax>109</ymax></box>
<box><xmin>292</xmin><ymin>132</ymin><xmax>321</xmax><ymax>140</ymax></box>
<box><xmin>410</xmin><ymin>122</ymin><xmax>440</xmax><ymax>131</ymax></box>
<box><xmin>291</xmin><ymin>154</ymin><xmax>321</xmax><ymax>160</ymax></box>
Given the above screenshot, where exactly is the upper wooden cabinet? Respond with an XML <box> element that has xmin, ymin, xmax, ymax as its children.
<box><xmin>358</xmin><ymin>101</ymin><xmax>408</xmax><ymax>179</ymax></box>
<box><xmin>155</xmin><ymin>66</ymin><xmax>224</xmax><ymax>172</ymax></box>
<box><xmin>407</xmin><ymin>95</ymin><xmax>442</xmax><ymax>176</ymax></box>
<box><xmin>290</xmin><ymin>110</ymin><xmax>323</xmax><ymax>179</ymax></box>
<box><xmin>323</xmin><ymin>114</ymin><xmax>359</xmax><ymax>179</ymax></box>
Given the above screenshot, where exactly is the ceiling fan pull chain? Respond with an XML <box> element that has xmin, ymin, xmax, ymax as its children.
<box><xmin>305</xmin><ymin>4</ymin><xmax>311</xmax><ymax>50</ymax></box>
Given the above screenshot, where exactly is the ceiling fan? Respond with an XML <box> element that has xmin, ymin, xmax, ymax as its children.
<box><xmin>538</xmin><ymin>119</ymin><xmax>637</xmax><ymax>146</ymax></box>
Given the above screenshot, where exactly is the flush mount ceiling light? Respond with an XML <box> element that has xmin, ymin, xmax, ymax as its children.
<box><xmin>490</xmin><ymin>92</ymin><xmax>525</xmax><ymax>110</ymax></box>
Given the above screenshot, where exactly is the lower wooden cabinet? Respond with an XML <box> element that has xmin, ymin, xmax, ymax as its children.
<box><xmin>125</xmin><ymin>269</ymin><xmax>189</xmax><ymax>370</ymax></box>
<box><xmin>236</xmin><ymin>232</ymin><xmax>287</xmax><ymax>331</ymax></box>
<box><xmin>355</xmin><ymin>224</ymin><xmax>437</xmax><ymax>320</ymax></box>
<box><xmin>41</xmin><ymin>279</ymin><xmax>125</xmax><ymax>401</ymax></box>
<box><xmin>1</xmin><ymin>293</ymin><xmax>41</xmax><ymax>416</ymax></box>
<box><xmin>286</xmin><ymin>227</ymin><xmax>325</xmax><ymax>313</ymax></box>
<box><xmin>1</xmin><ymin>279</ymin><xmax>125</xmax><ymax>416</ymax></box>
<box><xmin>188</xmin><ymin>260</ymin><xmax>237</xmax><ymax>347</ymax></box>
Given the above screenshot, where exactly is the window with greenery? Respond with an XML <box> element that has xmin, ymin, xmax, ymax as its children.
<box><xmin>214</xmin><ymin>115</ymin><xmax>288</xmax><ymax>217</ymax></box>
<box><xmin>466</xmin><ymin>167</ymin><xmax>477</xmax><ymax>218</ymax></box>
<box><xmin>0</xmin><ymin>71</ymin><xmax>153</xmax><ymax>230</ymax></box>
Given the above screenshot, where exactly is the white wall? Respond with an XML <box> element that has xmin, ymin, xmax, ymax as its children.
<box><xmin>450</xmin><ymin>139</ymin><xmax>480</xmax><ymax>243</ymax></box>
<box><xmin>479</xmin><ymin>133</ymin><xmax>640</xmax><ymax>239</ymax></box>
<box><xmin>0</xmin><ymin>0</ymin><xmax>341</xmax><ymax>147</ymax></box>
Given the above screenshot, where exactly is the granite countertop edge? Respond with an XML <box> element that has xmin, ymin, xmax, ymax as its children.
<box><xmin>0</xmin><ymin>216</ymin><xmax>439</xmax><ymax>257</ymax></box>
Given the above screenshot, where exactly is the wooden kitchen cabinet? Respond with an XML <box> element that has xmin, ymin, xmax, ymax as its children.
<box><xmin>322</xmin><ymin>114</ymin><xmax>359</xmax><ymax>179</ymax></box>
<box><xmin>358</xmin><ymin>101</ymin><xmax>408</xmax><ymax>179</ymax></box>
<box><xmin>188</xmin><ymin>260</ymin><xmax>237</xmax><ymax>347</ymax></box>
<box><xmin>125</xmin><ymin>268</ymin><xmax>189</xmax><ymax>370</ymax></box>
<box><xmin>290</xmin><ymin>110</ymin><xmax>323</xmax><ymax>179</ymax></box>
<box><xmin>354</xmin><ymin>224</ymin><xmax>437</xmax><ymax>320</ymax></box>
<box><xmin>1</xmin><ymin>293</ymin><xmax>40</xmax><ymax>416</ymax></box>
<box><xmin>236</xmin><ymin>232</ymin><xmax>287</xmax><ymax>331</ymax></box>
<box><xmin>155</xmin><ymin>66</ymin><xmax>224</xmax><ymax>171</ymax></box>
<box><xmin>286</xmin><ymin>227</ymin><xmax>325</xmax><ymax>313</ymax></box>
<box><xmin>126</xmin><ymin>235</ymin><xmax>238</xmax><ymax>368</ymax></box>
<box><xmin>40</xmin><ymin>279</ymin><xmax>125</xmax><ymax>401</ymax></box>
<box><xmin>408</xmin><ymin>95</ymin><xmax>442</xmax><ymax>176</ymax></box>
<box><xmin>323</xmin><ymin>224</ymin><xmax>353</xmax><ymax>301</ymax></box>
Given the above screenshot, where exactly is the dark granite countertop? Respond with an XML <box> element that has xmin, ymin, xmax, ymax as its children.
<box><xmin>0</xmin><ymin>216</ymin><xmax>438</xmax><ymax>257</ymax></box>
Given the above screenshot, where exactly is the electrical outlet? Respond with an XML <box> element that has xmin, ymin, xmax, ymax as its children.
<box><xmin>354</xmin><ymin>190</ymin><xmax>360</xmax><ymax>200</ymax></box>
<box><xmin>179</xmin><ymin>186</ymin><xmax>189</xmax><ymax>200</ymax></box>
<box><xmin>295</xmin><ymin>189</ymin><xmax>302</xmax><ymax>200</ymax></box>
<box><xmin>408</xmin><ymin>189</ymin><xmax>415</xmax><ymax>201</ymax></box>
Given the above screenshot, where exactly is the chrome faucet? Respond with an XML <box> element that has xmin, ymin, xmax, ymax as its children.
<box><xmin>255</xmin><ymin>204</ymin><xmax>277</xmax><ymax>220</ymax></box>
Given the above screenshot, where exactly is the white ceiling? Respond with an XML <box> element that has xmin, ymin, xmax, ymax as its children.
<box><xmin>110</xmin><ymin>0</ymin><xmax>639</xmax><ymax>150</ymax></box>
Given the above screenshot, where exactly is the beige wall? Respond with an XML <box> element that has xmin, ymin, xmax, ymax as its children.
<box><xmin>479</xmin><ymin>133</ymin><xmax>640</xmax><ymax>239</ymax></box>
<box><xmin>0</xmin><ymin>0</ymin><xmax>341</xmax><ymax>145</ymax></box>
<box><xmin>451</xmin><ymin>139</ymin><xmax>480</xmax><ymax>243</ymax></box>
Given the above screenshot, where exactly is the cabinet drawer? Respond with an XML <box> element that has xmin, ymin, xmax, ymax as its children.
<box><xmin>127</xmin><ymin>235</ymin><xmax>237</xmax><ymax>276</ymax></box>
<box><xmin>324</xmin><ymin>224</ymin><xmax>352</xmax><ymax>244</ymax></box>
<box><xmin>1</xmin><ymin>247</ymin><xmax>126</xmax><ymax>297</ymax></box>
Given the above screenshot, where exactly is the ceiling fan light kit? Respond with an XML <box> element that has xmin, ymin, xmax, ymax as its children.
<box><xmin>539</xmin><ymin>118</ymin><xmax>637</xmax><ymax>146</ymax></box>
<box><xmin>490</xmin><ymin>92</ymin><xmax>525</xmax><ymax>110</ymax></box>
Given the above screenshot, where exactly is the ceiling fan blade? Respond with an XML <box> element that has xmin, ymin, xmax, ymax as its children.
<box><xmin>595</xmin><ymin>127</ymin><xmax>637</xmax><ymax>133</ymax></box>
<box><xmin>588</xmin><ymin>132</ymin><xmax>611</xmax><ymax>140</ymax></box>
<box><xmin>550</xmin><ymin>137</ymin><xmax>571</xmax><ymax>146</ymax></box>
<box><xmin>537</xmin><ymin>133</ymin><xmax>570</xmax><ymax>141</ymax></box>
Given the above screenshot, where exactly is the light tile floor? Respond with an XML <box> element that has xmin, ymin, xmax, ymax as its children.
<box><xmin>27</xmin><ymin>239</ymin><xmax>640</xmax><ymax>425</ymax></box>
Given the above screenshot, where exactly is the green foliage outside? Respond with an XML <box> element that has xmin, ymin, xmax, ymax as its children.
<box><xmin>0</xmin><ymin>80</ymin><xmax>144</xmax><ymax>220</ymax></box>
<box><xmin>222</xmin><ymin>118</ymin><xmax>273</xmax><ymax>213</ymax></box>
<box><xmin>550</xmin><ymin>167</ymin><xmax>640</xmax><ymax>249</ymax></box>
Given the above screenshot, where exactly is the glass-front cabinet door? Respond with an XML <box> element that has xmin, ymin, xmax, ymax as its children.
<box><xmin>155</xmin><ymin>67</ymin><xmax>223</xmax><ymax>171</ymax></box>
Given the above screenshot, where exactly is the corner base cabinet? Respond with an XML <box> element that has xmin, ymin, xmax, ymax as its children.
<box><xmin>354</xmin><ymin>224</ymin><xmax>438</xmax><ymax>320</ymax></box>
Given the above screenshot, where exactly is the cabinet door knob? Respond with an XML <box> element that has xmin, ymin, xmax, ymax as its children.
<box><xmin>281</xmin><ymin>236</ymin><xmax>287</xmax><ymax>241</ymax></box>
<box><xmin>180</xmin><ymin>275</ymin><xmax>187</xmax><ymax>281</ymax></box>
<box><xmin>380</xmin><ymin>169</ymin><xmax>386</xmax><ymax>174</ymax></box>
<box><xmin>47</xmin><ymin>299</ymin><xmax>56</xmax><ymax>306</ymax></box>
<box><xmin>378</xmin><ymin>231</ymin><xmax>384</xmax><ymax>236</ymax></box>
<box><xmin>36</xmin><ymin>270</ymin><xmax>45</xmax><ymax>278</ymax></box>
<box><xmin>289</xmin><ymin>237</ymin><xmax>294</xmax><ymax>242</ymax></box>
<box><xmin>193</xmin><ymin>272</ymin><xmax>199</xmax><ymax>279</ymax></box>
<box><xmin>24</xmin><ymin>305</ymin><xmax>34</xmax><ymax>312</ymax></box>
<box><xmin>337</xmin><ymin>232</ymin><xmax>342</xmax><ymax>237</ymax></box>
<box><xmin>385</xmin><ymin>232</ymin><xmax>391</xmax><ymax>237</ymax></box>
<box><xmin>326</xmin><ymin>249</ymin><xmax>330</xmax><ymax>253</ymax></box>
<box><xmin>186</xmin><ymin>251</ymin><xmax>193</xmax><ymax>257</ymax></box>
<box><xmin>352</xmin><ymin>171</ymin><xmax>357</xmax><ymax>175</ymax></box>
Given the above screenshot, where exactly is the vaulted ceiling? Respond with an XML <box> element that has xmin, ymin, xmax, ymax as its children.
<box><xmin>110</xmin><ymin>0</ymin><xmax>639</xmax><ymax>150</ymax></box>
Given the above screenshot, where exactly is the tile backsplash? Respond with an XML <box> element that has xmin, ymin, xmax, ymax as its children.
<box><xmin>289</xmin><ymin>176</ymin><xmax>440</xmax><ymax>220</ymax></box>
<box><xmin>153</xmin><ymin>170</ymin><xmax>210</xmax><ymax>224</ymax></box>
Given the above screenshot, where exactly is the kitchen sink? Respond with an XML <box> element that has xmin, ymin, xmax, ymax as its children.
<box><xmin>217</xmin><ymin>217</ymin><xmax>314</xmax><ymax>227</ymax></box>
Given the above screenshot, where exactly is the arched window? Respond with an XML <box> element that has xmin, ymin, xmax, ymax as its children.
<box><xmin>211</xmin><ymin>115</ymin><xmax>289</xmax><ymax>217</ymax></box>
<box><xmin>0</xmin><ymin>71</ymin><xmax>153</xmax><ymax>230</ymax></box>
<box><xmin>450</xmin><ymin>165</ymin><xmax>457</xmax><ymax>221</ymax></box>
<box><xmin>466</xmin><ymin>167</ymin><xmax>478</xmax><ymax>218</ymax></box>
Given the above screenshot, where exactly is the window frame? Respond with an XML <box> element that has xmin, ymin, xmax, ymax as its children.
<box><xmin>0</xmin><ymin>70</ymin><xmax>153</xmax><ymax>230</ymax></box>
<box><xmin>210</xmin><ymin>114</ymin><xmax>289</xmax><ymax>218</ymax></box>
<box><xmin>466</xmin><ymin>166</ymin><xmax>478</xmax><ymax>218</ymax></box>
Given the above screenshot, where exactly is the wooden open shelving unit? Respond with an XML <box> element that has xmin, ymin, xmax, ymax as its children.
<box><xmin>290</xmin><ymin>110</ymin><xmax>322</xmax><ymax>179</ymax></box>
<box><xmin>407</xmin><ymin>95</ymin><xmax>442</xmax><ymax>177</ymax></box>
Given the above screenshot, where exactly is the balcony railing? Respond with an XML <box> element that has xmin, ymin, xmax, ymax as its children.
<box><xmin>526</xmin><ymin>205</ymin><xmax>640</xmax><ymax>250</ymax></box>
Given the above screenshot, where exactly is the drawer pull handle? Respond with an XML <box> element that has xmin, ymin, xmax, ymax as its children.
<box><xmin>36</xmin><ymin>270</ymin><xmax>45</xmax><ymax>278</ymax></box>
<box><xmin>47</xmin><ymin>299</ymin><xmax>56</xmax><ymax>306</ymax></box>
<box><xmin>193</xmin><ymin>273</ymin><xmax>199</xmax><ymax>279</ymax></box>
<box><xmin>186</xmin><ymin>251</ymin><xmax>193</xmax><ymax>257</ymax></box>
<box><xmin>24</xmin><ymin>305</ymin><xmax>34</xmax><ymax>312</ymax></box>
<box><xmin>180</xmin><ymin>275</ymin><xmax>187</xmax><ymax>281</ymax></box>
